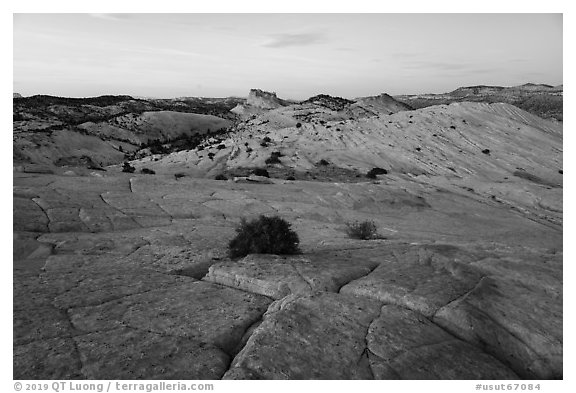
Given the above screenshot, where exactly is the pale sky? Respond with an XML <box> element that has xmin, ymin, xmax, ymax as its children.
<box><xmin>13</xmin><ymin>13</ymin><xmax>563</xmax><ymax>99</ymax></box>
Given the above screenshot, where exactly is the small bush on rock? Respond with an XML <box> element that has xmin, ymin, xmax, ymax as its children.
<box><xmin>215</xmin><ymin>174</ymin><xmax>228</xmax><ymax>180</ymax></box>
<box><xmin>228</xmin><ymin>215</ymin><xmax>301</xmax><ymax>258</ymax></box>
<box><xmin>346</xmin><ymin>220</ymin><xmax>379</xmax><ymax>240</ymax></box>
<box><xmin>366</xmin><ymin>167</ymin><xmax>388</xmax><ymax>178</ymax></box>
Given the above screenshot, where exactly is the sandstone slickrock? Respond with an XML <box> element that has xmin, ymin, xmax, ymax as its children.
<box><xmin>367</xmin><ymin>305</ymin><xmax>518</xmax><ymax>379</ymax></box>
<box><xmin>433</xmin><ymin>276</ymin><xmax>562</xmax><ymax>379</ymax></box>
<box><xmin>340</xmin><ymin>245</ymin><xmax>484</xmax><ymax>317</ymax></box>
<box><xmin>13</xmin><ymin>163</ymin><xmax>562</xmax><ymax>379</ymax></box>
<box><xmin>224</xmin><ymin>293</ymin><xmax>382</xmax><ymax>379</ymax></box>
<box><xmin>204</xmin><ymin>252</ymin><xmax>379</xmax><ymax>299</ymax></box>
<box><xmin>75</xmin><ymin>328</ymin><xmax>230</xmax><ymax>379</ymax></box>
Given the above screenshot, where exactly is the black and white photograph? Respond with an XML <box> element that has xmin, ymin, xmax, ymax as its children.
<box><xmin>9</xmin><ymin>3</ymin><xmax>568</xmax><ymax>387</ymax></box>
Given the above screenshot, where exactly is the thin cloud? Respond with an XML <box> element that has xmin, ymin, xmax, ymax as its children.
<box><xmin>263</xmin><ymin>33</ymin><xmax>325</xmax><ymax>48</ymax></box>
<box><xmin>89</xmin><ymin>14</ymin><xmax>129</xmax><ymax>22</ymax></box>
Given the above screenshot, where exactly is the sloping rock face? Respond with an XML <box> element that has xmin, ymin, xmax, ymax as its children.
<box><xmin>13</xmin><ymin>172</ymin><xmax>562</xmax><ymax>379</ymax></box>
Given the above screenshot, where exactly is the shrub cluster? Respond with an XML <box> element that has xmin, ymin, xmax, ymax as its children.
<box><xmin>214</xmin><ymin>173</ymin><xmax>228</xmax><ymax>180</ymax></box>
<box><xmin>265</xmin><ymin>151</ymin><xmax>283</xmax><ymax>165</ymax></box>
<box><xmin>228</xmin><ymin>215</ymin><xmax>301</xmax><ymax>258</ymax></box>
<box><xmin>345</xmin><ymin>220</ymin><xmax>379</xmax><ymax>240</ymax></box>
<box><xmin>122</xmin><ymin>162</ymin><xmax>135</xmax><ymax>173</ymax></box>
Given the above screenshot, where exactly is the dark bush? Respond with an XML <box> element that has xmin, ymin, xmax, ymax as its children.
<box><xmin>559</xmin><ymin>170</ymin><xmax>563</xmax><ymax>174</ymax></box>
<box><xmin>140</xmin><ymin>168</ymin><xmax>155</xmax><ymax>175</ymax></box>
<box><xmin>260</xmin><ymin>142</ymin><xmax>268</xmax><ymax>147</ymax></box>
<box><xmin>450</xmin><ymin>125</ymin><xmax>456</xmax><ymax>129</ymax></box>
<box><xmin>252</xmin><ymin>168</ymin><xmax>269</xmax><ymax>177</ymax></box>
<box><xmin>345</xmin><ymin>220</ymin><xmax>379</xmax><ymax>240</ymax></box>
<box><xmin>214</xmin><ymin>174</ymin><xmax>228</xmax><ymax>180</ymax></box>
<box><xmin>208</xmin><ymin>152</ymin><xmax>215</xmax><ymax>160</ymax></box>
<box><xmin>174</xmin><ymin>173</ymin><xmax>186</xmax><ymax>179</ymax></box>
<box><xmin>286</xmin><ymin>176</ymin><xmax>296</xmax><ymax>181</ymax></box>
<box><xmin>318</xmin><ymin>159</ymin><xmax>330</xmax><ymax>166</ymax></box>
<box><xmin>246</xmin><ymin>147</ymin><xmax>253</xmax><ymax>153</ymax></box>
<box><xmin>366</xmin><ymin>167</ymin><xmax>388</xmax><ymax>178</ymax></box>
<box><xmin>228</xmin><ymin>215</ymin><xmax>300</xmax><ymax>258</ymax></box>
<box><xmin>197</xmin><ymin>145</ymin><xmax>204</xmax><ymax>151</ymax></box>
<box><xmin>263</xmin><ymin>136</ymin><xmax>272</xmax><ymax>143</ymax></box>
<box><xmin>295</xmin><ymin>122</ymin><xmax>302</xmax><ymax>128</ymax></box>
<box><xmin>265</xmin><ymin>154</ymin><xmax>281</xmax><ymax>165</ymax></box>
<box><xmin>217</xmin><ymin>144</ymin><xmax>226</xmax><ymax>150</ymax></box>
<box><xmin>122</xmin><ymin>162</ymin><xmax>135</xmax><ymax>173</ymax></box>
<box><xmin>481</xmin><ymin>149</ymin><xmax>491</xmax><ymax>155</ymax></box>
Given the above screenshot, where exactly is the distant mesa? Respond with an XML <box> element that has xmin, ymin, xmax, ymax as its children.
<box><xmin>247</xmin><ymin>89</ymin><xmax>287</xmax><ymax>109</ymax></box>
<box><xmin>230</xmin><ymin>89</ymin><xmax>287</xmax><ymax>116</ymax></box>
<box><xmin>449</xmin><ymin>85</ymin><xmax>506</xmax><ymax>97</ymax></box>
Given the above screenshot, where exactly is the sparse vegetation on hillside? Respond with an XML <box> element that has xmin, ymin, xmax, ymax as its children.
<box><xmin>345</xmin><ymin>220</ymin><xmax>380</xmax><ymax>240</ymax></box>
<box><xmin>228</xmin><ymin>215</ymin><xmax>301</xmax><ymax>258</ymax></box>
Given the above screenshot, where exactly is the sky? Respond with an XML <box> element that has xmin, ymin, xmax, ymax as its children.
<box><xmin>13</xmin><ymin>13</ymin><xmax>563</xmax><ymax>99</ymax></box>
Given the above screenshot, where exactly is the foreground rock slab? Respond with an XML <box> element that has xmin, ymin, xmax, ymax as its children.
<box><xmin>434</xmin><ymin>276</ymin><xmax>562</xmax><ymax>379</ymax></box>
<box><xmin>224</xmin><ymin>292</ymin><xmax>381</xmax><ymax>379</ymax></box>
<box><xmin>340</xmin><ymin>245</ymin><xmax>484</xmax><ymax>317</ymax></box>
<box><xmin>204</xmin><ymin>251</ymin><xmax>380</xmax><ymax>299</ymax></box>
<box><xmin>367</xmin><ymin>305</ymin><xmax>518</xmax><ymax>379</ymax></box>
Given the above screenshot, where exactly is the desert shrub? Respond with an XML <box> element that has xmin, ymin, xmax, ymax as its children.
<box><xmin>265</xmin><ymin>154</ymin><xmax>281</xmax><ymax>165</ymax></box>
<box><xmin>208</xmin><ymin>152</ymin><xmax>215</xmax><ymax>160</ymax></box>
<box><xmin>140</xmin><ymin>168</ymin><xmax>155</xmax><ymax>175</ymax></box>
<box><xmin>228</xmin><ymin>215</ymin><xmax>300</xmax><ymax>258</ymax></box>
<box><xmin>197</xmin><ymin>145</ymin><xmax>204</xmax><ymax>151</ymax></box>
<box><xmin>174</xmin><ymin>173</ymin><xmax>186</xmax><ymax>179</ymax></box>
<box><xmin>122</xmin><ymin>162</ymin><xmax>135</xmax><ymax>173</ymax></box>
<box><xmin>318</xmin><ymin>159</ymin><xmax>330</xmax><ymax>166</ymax></box>
<box><xmin>263</xmin><ymin>136</ymin><xmax>272</xmax><ymax>143</ymax></box>
<box><xmin>481</xmin><ymin>149</ymin><xmax>491</xmax><ymax>155</ymax></box>
<box><xmin>217</xmin><ymin>144</ymin><xmax>226</xmax><ymax>150</ymax></box>
<box><xmin>252</xmin><ymin>168</ymin><xmax>269</xmax><ymax>177</ymax></box>
<box><xmin>295</xmin><ymin>122</ymin><xmax>302</xmax><ymax>128</ymax></box>
<box><xmin>214</xmin><ymin>173</ymin><xmax>228</xmax><ymax>180</ymax></box>
<box><xmin>260</xmin><ymin>141</ymin><xmax>268</xmax><ymax>147</ymax></box>
<box><xmin>345</xmin><ymin>220</ymin><xmax>379</xmax><ymax>240</ymax></box>
<box><xmin>286</xmin><ymin>176</ymin><xmax>296</xmax><ymax>181</ymax></box>
<box><xmin>366</xmin><ymin>167</ymin><xmax>388</xmax><ymax>178</ymax></box>
<box><xmin>246</xmin><ymin>147</ymin><xmax>253</xmax><ymax>153</ymax></box>
<box><xmin>559</xmin><ymin>170</ymin><xmax>563</xmax><ymax>174</ymax></box>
